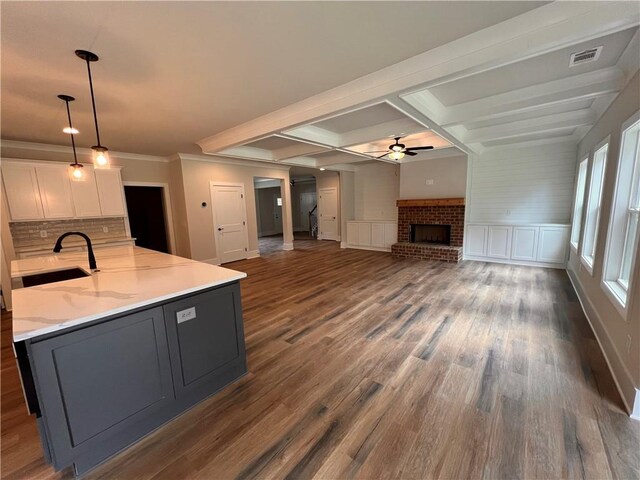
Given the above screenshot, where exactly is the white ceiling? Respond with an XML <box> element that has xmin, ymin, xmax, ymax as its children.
<box><xmin>0</xmin><ymin>1</ymin><xmax>547</xmax><ymax>156</ymax></box>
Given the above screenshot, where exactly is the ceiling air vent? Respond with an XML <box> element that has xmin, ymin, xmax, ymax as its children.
<box><xmin>569</xmin><ymin>46</ymin><xmax>602</xmax><ymax>67</ymax></box>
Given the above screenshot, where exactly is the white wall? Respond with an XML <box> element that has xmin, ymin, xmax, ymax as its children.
<box><xmin>567</xmin><ymin>71</ymin><xmax>640</xmax><ymax>416</ymax></box>
<box><xmin>399</xmin><ymin>154</ymin><xmax>467</xmax><ymax>199</ymax></box>
<box><xmin>466</xmin><ymin>142</ymin><xmax>577</xmax><ymax>224</ymax></box>
<box><xmin>354</xmin><ymin>162</ymin><xmax>399</xmax><ymax>221</ymax></box>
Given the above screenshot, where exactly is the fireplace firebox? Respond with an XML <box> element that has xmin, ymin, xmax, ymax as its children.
<box><xmin>409</xmin><ymin>224</ymin><xmax>451</xmax><ymax>245</ymax></box>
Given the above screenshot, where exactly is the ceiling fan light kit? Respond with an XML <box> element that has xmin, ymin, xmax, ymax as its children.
<box><xmin>371</xmin><ymin>136</ymin><xmax>435</xmax><ymax>161</ymax></box>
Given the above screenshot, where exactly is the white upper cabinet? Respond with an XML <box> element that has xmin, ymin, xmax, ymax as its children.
<box><xmin>35</xmin><ymin>165</ymin><xmax>75</xmax><ymax>219</ymax></box>
<box><xmin>95</xmin><ymin>169</ymin><xmax>126</xmax><ymax>216</ymax></box>
<box><xmin>69</xmin><ymin>167</ymin><xmax>102</xmax><ymax>218</ymax></box>
<box><xmin>1</xmin><ymin>163</ymin><xmax>44</xmax><ymax>220</ymax></box>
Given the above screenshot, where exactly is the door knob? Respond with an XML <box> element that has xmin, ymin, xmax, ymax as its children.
<box><xmin>218</xmin><ymin>227</ymin><xmax>224</xmax><ymax>231</ymax></box>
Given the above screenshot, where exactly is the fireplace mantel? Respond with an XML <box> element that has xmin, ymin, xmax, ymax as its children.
<box><xmin>396</xmin><ymin>198</ymin><xmax>465</xmax><ymax>207</ymax></box>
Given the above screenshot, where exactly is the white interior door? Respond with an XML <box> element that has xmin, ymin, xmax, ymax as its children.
<box><xmin>273</xmin><ymin>194</ymin><xmax>283</xmax><ymax>234</ymax></box>
<box><xmin>211</xmin><ymin>183</ymin><xmax>248</xmax><ymax>263</ymax></box>
<box><xmin>318</xmin><ymin>187</ymin><xmax>338</xmax><ymax>241</ymax></box>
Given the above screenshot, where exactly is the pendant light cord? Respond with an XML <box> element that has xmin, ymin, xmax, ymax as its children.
<box><xmin>64</xmin><ymin>100</ymin><xmax>79</xmax><ymax>164</ymax></box>
<box><xmin>85</xmin><ymin>59</ymin><xmax>102</xmax><ymax>147</ymax></box>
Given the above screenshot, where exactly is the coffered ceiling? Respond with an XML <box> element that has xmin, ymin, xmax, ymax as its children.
<box><xmin>198</xmin><ymin>2</ymin><xmax>639</xmax><ymax>170</ymax></box>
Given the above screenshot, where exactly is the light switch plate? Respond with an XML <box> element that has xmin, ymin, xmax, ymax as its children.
<box><xmin>39</xmin><ymin>230</ymin><xmax>47</xmax><ymax>238</ymax></box>
<box><xmin>425</xmin><ymin>179</ymin><xmax>434</xmax><ymax>185</ymax></box>
<box><xmin>176</xmin><ymin>306</ymin><xmax>196</xmax><ymax>324</ymax></box>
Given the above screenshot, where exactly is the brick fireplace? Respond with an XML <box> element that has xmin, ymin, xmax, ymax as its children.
<box><xmin>391</xmin><ymin>198</ymin><xmax>465</xmax><ymax>263</ymax></box>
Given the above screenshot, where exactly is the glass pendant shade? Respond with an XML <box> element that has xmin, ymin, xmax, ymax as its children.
<box><xmin>92</xmin><ymin>146</ymin><xmax>110</xmax><ymax>169</ymax></box>
<box><xmin>69</xmin><ymin>163</ymin><xmax>85</xmax><ymax>182</ymax></box>
<box><xmin>389</xmin><ymin>151</ymin><xmax>405</xmax><ymax>160</ymax></box>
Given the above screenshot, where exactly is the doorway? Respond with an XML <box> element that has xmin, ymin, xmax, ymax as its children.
<box><xmin>124</xmin><ymin>185</ymin><xmax>171</xmax><ymax>253</ymax></box>
<box><xmin>290</xmin><ymin>174</ymin><xmax>317</xmax><ymax>239</ymax></box>
<box><xmin>254</xmin><ymin>177</ymin><xmax>285</xmax><ymax>254</ymax></box>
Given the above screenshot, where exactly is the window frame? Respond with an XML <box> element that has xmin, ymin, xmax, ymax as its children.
<box><xmin>570</xmin><ymin>157</ymin><xmax>589</xmax><ymax>253</ymax></box>
<box><xmin>601</xmin><ymin>111</ymin><xmax>640</xmax><ymax>317</ymax></box>
<box><xmin>580</xmin><ymin>136</ymin><xmax>609</xmax><ymax>275</ymax></box>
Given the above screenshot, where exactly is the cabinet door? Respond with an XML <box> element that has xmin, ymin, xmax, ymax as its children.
<box><xmin>30</xmin><ymin>307</ymin><xmax>174</xmax><ymax>468</ymax></box>
<box><xmin>511</xmin><ymin>226</ymin><xmax>539</xmax><ymax>261</ymax></box>
<box><xmin>384</xmin><ymin>223</ymin><xmax>397</xmax><ymax>247</ymax></box>
<box><xmin>465</xmin><ymin>225</ymin><xmax>488</xmax><ymax>256</ymax></box>
<box><xmin>488</xmin><ymin>226</ymin><xmax>512</xmax><ymax>259</ymax></box>
<box><xmin>163</xmin><ymin>283</ymin><xmax>246</xmax><ymax>398</ymax></box>
<box><xmin>537</xmin><ymin>227</ymin><xmax>569</xmax><ymax>264</ymax></box>
<box><xmin>95</xmin><ymin>169</ymin><xmax>126</xmax><ymax>216</ymax></box>
<box><xmin>35</xmin><ymin>165</ymin><xmax>75</xmax><ymax>219</ymax></box>
<box><xmin>371</xmin><ymin>223</ymin><xmax>385</xmax><ymax>247</ymax></box>
<box><xmin>358</xmin><ymin>223</ymin><xmax>371</xmax><ymax>246</ymax></box>
<box><xmin>1</xmin><ymin>163</ymin><xmax>44</xmax><ymax>220</ymax></box>
<box><xmin>70</xmin><ymin>168</ymin><xmax>101</xmax><ymax>218</ymax></box>
<box><xmin>346</xmin><ymin>223</ymin><xmax>358</xmax><ymax>245</ymax></box>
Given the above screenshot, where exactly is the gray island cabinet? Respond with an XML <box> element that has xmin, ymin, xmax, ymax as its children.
<box><xmin>11</xmin><ymin>246</ymin><xmax>248</xmax><ymax>476</ymax></box>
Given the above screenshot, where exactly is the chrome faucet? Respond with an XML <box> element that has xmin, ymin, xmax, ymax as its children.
<box><xmin>53</xmin><ymin>232</ymin><xmax>99</xmax><ymax>272</ymax></box>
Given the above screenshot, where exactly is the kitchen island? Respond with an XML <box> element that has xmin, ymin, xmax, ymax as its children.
<box><xmin>11</xmin><ymin>246</ymin><xmax>248</xmax><ymax>476</ymax></box>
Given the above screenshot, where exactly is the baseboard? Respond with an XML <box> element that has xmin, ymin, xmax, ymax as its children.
<box><xmin>247</xmin><ymin>250</ymin><xmax>260</xmax><ymax>259</ymax></box>
<box><xmin>340</xmin><ymin>241</ymin><xmax>347</xmax><ymax>249</ymax></box>
<box><xmin>283</xmin><ymin>242</ymin><xmax>294</xmax><ymax>251</ymax></box>
<box><xmin>344</xmin><ymin>244</ymin><xmax>391</xmax><ymax>253</ymax></box>
<box><xmin>201</xmin><ymin>257</ymin><xmax>221</xmax><ymax>266</ymax></box>
<box><xmin>567</xmin><ymin>269</ymin><xmax>636</xmax><ymax>417</ymax></box>
<box><xmin>464</xmin><ymin>255</ymin><xmax>566</xmax><ymax>269</ymax></box>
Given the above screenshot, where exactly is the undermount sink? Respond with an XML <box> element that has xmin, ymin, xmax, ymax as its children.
<box><xmin>21</xmin><ymin>268</ymin><xmax>90</xmax><ymax>288</ymax></box>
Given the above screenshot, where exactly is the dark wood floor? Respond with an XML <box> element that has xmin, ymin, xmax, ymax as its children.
<box><xmin>2</xmin><ymin>239</ymin><xmax>639</xmax><ymax>479</ymax></box>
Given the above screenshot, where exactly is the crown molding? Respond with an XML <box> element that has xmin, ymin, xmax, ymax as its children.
<box><xmin>176</xmin><ymin>152</ymin><xmax>292</xmax><ymax>171</ymax></box>
<box><xmin>1</xmin><ymin>140</ymin><xmax>169</xmax><ymax>163</ymax></box>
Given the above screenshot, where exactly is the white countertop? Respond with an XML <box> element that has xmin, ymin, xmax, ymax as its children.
<box><xmin>11</xmin><ymin>246</ymin><xmax>247</xmax><ymax>342</ymax></box>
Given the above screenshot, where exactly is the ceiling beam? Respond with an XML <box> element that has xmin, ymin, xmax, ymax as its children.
<box><xmin>463</xmin><ymin>109</ymin><xmax>596</xmax><ymax>143</ymax></box>
<box><xmin>435</xmin><ymin>67</ymin><xmax>626</xmax><ymax>127</ymax></box>
<box><xmin>197</xmin><ymin>2</ymin><xmax>640</xmax><ymax>154</ymax></box>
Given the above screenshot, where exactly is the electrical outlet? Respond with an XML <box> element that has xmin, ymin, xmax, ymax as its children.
<box><xmin>506</xmin><ymin>209</ymin><xmax>511</xmax><ymax>215</ymax></box>
<box><xmin>39</xmin><ymin>230</ymin><xmax>47</xmax><ymax>238</ymax></box>
<box><xmin>102</xmin><ymin>226</ymin><xmax>109</xmax><ymax>233</ymax></box>
<box><xmin>425</xmin><ymin>179</ymin><xmax>434</xmax><ymax>185</ymax></box>
<box><xmin>176</xmin><ymin>306</ymin><xmax>196</xmax><ymax>324</ymax></box>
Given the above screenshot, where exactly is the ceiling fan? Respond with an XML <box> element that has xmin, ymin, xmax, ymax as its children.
<box><xmin>365</xmin><ymin>136</ymin><xmax>434</xmax><ymax>160</ymax></box>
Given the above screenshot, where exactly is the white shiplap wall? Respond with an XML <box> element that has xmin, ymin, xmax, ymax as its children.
<box><xmin>354</xmin><ymin>162</ymin><xmax>399</xmax><ymax>221</ymax></box>
<box><xmin>467</xmin><ymin>143</ymin><xmax>577</xmax><ymax>224</ymax></box>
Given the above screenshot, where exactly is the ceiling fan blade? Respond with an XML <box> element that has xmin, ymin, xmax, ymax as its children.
<box><xmin>363</xmin><ymin>150</ymin><xmax>389</xmax><ymax>154</ymax></box>
<box><xmin>376</xmin><ymin>153</ymin><xmax>390</xmax><ymax>159</ymax></box>
<box><xmin>404</xmin><ymin>151</ymin><xmax>417</xmax><ymax>156</ymax></box>
<box><xmin>405</xmin><ymin>146</ymin><xmax>434</xmax><ymax>151</ymax></box>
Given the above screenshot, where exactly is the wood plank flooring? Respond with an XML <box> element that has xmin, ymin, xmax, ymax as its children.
<box><xmin>2</xmin><ymin>239</ymin><xmax>639</xmax><ymax>479</ymax></box>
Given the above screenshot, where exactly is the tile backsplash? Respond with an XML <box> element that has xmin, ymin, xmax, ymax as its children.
<box><xmin>10</xmin><ymin>217</ymin><xmax>127</xmax><ymax>251</ymax></box>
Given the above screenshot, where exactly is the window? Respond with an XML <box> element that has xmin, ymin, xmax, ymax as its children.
<box><xmin>570</xmin><ymin>158</ymin><xmax>588</xmax><ymax>250</ymax></box>
<box><xmin>602</xmin><ymin>113</ymin><xmax>640</xmax><ymax>312</ymax></box>
<box><xmin>581</xmin><ymin>140</ymin><xmax>608</xmax><ymax>272</ymax></box>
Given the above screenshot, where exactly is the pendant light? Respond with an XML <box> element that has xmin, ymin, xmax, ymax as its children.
<box><xmin>75</xmin><ymin>49</ymin><xmax>110</xmax><ymax>169</ymax></box>
<box><xmin>58</xmin><ymin>94</ymin><xmax>85</xmax><ymax>181</ymax></box>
